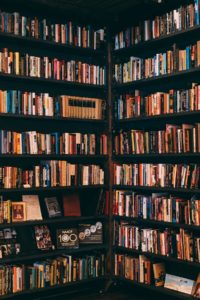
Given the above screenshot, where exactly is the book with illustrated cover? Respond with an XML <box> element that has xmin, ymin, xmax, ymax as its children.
<box><xmin>11</xmin><ymin>202</ymin><xmax>26</xmax><ymax>222</ymax></box>
<box><xmin>164</xmin><ymin>274</ymin><xmax>195</xmax><ymax>295</ymax></box>
<box><xmin>44</xmin><ymin>197</ymin><xmax>62</xmax><ymax>218</ymax></box>
<box><xmin>34</xmin><ymin>225</ymin><xmax>53</xmax><ymax>250</ymax></box>
<box><xmin>153</xmin><ymin>263</ymin><xmax>166</xmax><ymax>287</ymax></box>
<box><xmin>78</xmin><ymin>222</ymin><xmax>103</xmax><ymax>244</ymax></box>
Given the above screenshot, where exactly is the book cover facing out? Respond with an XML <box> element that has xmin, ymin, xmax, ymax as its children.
<box><xmin>78</xmin><ymin>222</ymin><xmax>103</xmax><ymax>244</ymax></box>
<box><xmin>56</xmin><ymin>228</ymin><xmax>79</xmax><ymax>249</ymax></box>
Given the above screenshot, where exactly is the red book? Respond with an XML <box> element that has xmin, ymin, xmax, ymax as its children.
<box><xmin>63</xmin><ymin>193</ymin><xmax>81</xmax><ymax>217</ymax></box>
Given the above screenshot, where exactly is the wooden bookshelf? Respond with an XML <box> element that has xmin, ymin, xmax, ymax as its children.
<box><xmin>111</xmin><ymin>1</ymin><xmax>200</xmax><ymax>299</ymax></box>
<box><xmin>0</xmin><ymin>3</ymin><xmax>108</xmax><ymax>299</ymax></box>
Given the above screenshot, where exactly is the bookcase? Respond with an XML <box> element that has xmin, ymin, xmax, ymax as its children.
<box><xmin>112</xmin><ymin>0</ymin><xmax>200</xmax><ymax>299</ymax></box>
<box><xmin>0</xmin><ymin>1</ymin><xmax>109</xmax><ymax>299</ymax></box>
<box><xmin>1</xmin><ymin>0</ymin><xmax>200</xmax><ymax>300</ymax></box>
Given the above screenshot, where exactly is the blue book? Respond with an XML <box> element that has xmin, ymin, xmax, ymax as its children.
<box><xmin>163</xmin><ymin>53</ymin><xmax>167</xmax><ymax>74</ymax></box>
<box><xmin>172</xmin><ymin>197</ymin><xmax>176</xmax><ymax>223</ymax></box>
<box><xmin>22</xmin><ymin>132</ymin><xmax>26</xmax><ymax>154</ymax></box>
<box><xmin>54</xmin><ymin>132</ymin><xmax>59</xmax><ymax>155</ymax></box>
<box><xmin>66</xmin><ymin>23</ymin><xmax>69</xmax><ymax>44</ymax></box>
<box><xmin>195</xmin><ymin>0</ymin><xmax>200</xmax><ymax>25</ymax></box>
<box><xmin>186</xmin><ymin>46</ymin><xmax>190</xmax><ymax>70</ymax></box>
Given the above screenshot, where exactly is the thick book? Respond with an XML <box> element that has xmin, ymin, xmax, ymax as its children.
<box><xmin>22</xmin><ymin>195</ymin><xmax>42</xmax><ymax>220</ymax></box>
<box><xmin>44</xmin><ymin>197</ymin><xmax>62</xmax><ymax>218</ymax></box>
<box><xmin>56</xmin><ymin>228</ymin><xmax>79</xmax><ymax>249</ymax></box>
<box><xmin>63</xmin><ymin>193</ymin><xmax>81</xmax><ymax>217</ymax></box>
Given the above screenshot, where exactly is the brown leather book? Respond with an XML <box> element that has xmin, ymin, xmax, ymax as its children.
<box><xmin>63</xmin><ymin>193</ymin><xmax>81</xmax><ymax>217</ymax></box>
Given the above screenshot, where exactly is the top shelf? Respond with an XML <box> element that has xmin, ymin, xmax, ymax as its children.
<box><xmin>0</xmin><ymin>31</ymin><xmax>106</xmax><ymax>58</ymax></box>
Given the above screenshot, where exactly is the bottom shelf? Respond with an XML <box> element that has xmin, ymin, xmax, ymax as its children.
<box><xmin>113</xmin><ymin>277</ymin><xmax>193</xmax><ymax>300</ymax></box>
<box><xmin>0</xmin><ymin>276</ymin><xmax>106</xmax><ymax>299</ymax></box>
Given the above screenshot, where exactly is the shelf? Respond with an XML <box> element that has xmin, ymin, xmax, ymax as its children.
<box><xmin>113</xmin><ymin>24</ymin><xmax>200</xmax><ymax>59</ymax></box>
<box><xmin>0</xmin><ymin>31</ymin><xmax>105</xmax><ymax>58</ymax></box>
<box><xmin>113</xmin><ymin>277</ymin><xmax>193</xmax><ymax>300</ymax></box>
<box><xmin>0</xmin><ymin>113</ymin><xmax>107</xmax><ymax>125</ymax></box>
<box><xmin>0</xmin><ymin>276</ymin><xmax>106</xmax><ymax>300</ymax></box>
<box><xmin>0</xmin><ymin>154</ymin><xmax>108</xmax><ymax>160</ymax></box>
<box><xmin>0</xmin><ymin>244</ymin><xmax>107</xmax><ymax>264</ymax></box>
<box><xmin>0</xmin><ymin>215</ymin><xmax>108</xmax><ymax>229</ymax></box>
<box><xmin>114</xmin><ymin>111</ymin><xmax>200</xmax><ymax>127</ymax></box>
<box><xmin>113</xmin><ymin>67</ymin><xmax>200</xmax><ymax>90</ymax></box>
<box><xmin>112</xmin><ymin>185</ymin><xmax>200</xmax><ymax>195</ymax></box>
<box><xmin>0</xmin><ymin>185</ymin><xmax>107</xmax><ymax>194</ymax></box>
<box><xmin>113</xmin><ymin>153</ymin><xmax>200</xmax><ymax>161</ymax></box>
<box><xmin>113</xmin><ymin>215</ymin><xmax>200</xmax><ymax>231</ymax></box>
<box><xmin>0</xmin><ymin>72</ymin><xmax>105</xmax><ymax>91</ymax></box>
<box><xmin>114</xmin><ymin>246</ymin><xmax>200</xmax><ymax>268</ymax></box>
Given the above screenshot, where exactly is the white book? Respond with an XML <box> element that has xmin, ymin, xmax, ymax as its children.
<box><xmin>22</xmin><ymin>195</ymin><xmax>42</xmax><ymax>220</ymax></box>
<box><xmin>165</xmin><ymin>273</ymin><xmax>195</xmax><ymax>295</ymax></box>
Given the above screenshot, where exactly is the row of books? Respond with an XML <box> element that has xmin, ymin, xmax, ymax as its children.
<box><xmin>0</xmin><ymin>190</ymin><xmax>108</xmax><ymax>223</ymax></box>
<box><xmin>113</xmin><ymin>163</ymin><xmax>200</xmax><ymax>188</ymax></box>
<box><xmin>0</xmin><ymin>130</ymin><xmax>107</xmax><ymax>155</ymax></box>
<box><xmin>114</xmin><ymin>0</ymin><xmax>200</xmax><ymax>49</ymax></box>
<box><xmin>113</xmin><ymin>190</ymin><xmax>200</xmax><ymax>226</ymax></box>
<box><xmin>114</xmin><ymin>42</ymin><xmax>200</xmax><ymax>83</ymax></box>
<box><xmin>114</xmin><ymin>222</ymin><xmax>200</xmax><ymax>262</ymax></box>
<box><xmin>0</xmin><ymin>91</ymin><xmax>105</xmax><ymax>120</ymax></box>
<box><xmin>115</xmin><ymin>254</ymin><xmax>151</xmax><ymax>284</ymax></box>
<box><xmin>0</xmin><ymin>48</ymin><xmax>106</xmax><ymax>85</ymax></box>
<box><xmin>0</xmin><ymin>253</ymin><xmax>105</xmax><ymax>295</ymax></box>
<box><xmin>115</xmin><ymin>85</ymin><xmax>200</xmax><ymax>120</ymax></box>
<box><xmin>115</xmin><ymin>254</ymin><xmax>199</xmax><ymax>296</ymax></box>
<box><xmin>0</xmin><ymin>162</ymin><xmax>104</xmax><ymax>188</ymax></box>
<box><xmin>0</xmin><ymin>11</ymin><xmax>105</xmax><ymax>49</ymax></box>
<box><xmin>113</xmin><ymin>123</ymin><xmax>200</xmax><ymax>154</ymax></box>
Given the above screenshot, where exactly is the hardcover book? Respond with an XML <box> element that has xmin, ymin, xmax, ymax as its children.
<box><xmin>63</xmin><ymin>193</ymin><xmax>81</xmax><ymax>217</ymax></box>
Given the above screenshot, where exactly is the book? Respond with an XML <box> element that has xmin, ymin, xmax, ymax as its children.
<box><xmin>44</xmin><ymin>197</ymin><xmax>62</xmax><ymax>218</ymax></box>
<box><xmin>56</xmin><ymin>228</ymin><xmax>79</xmax><ymax>249</ymax></box>
<box><xmin>11</xmin><ymin>202</ymin><xmax>26</xmax><ymax>222</ymax></box>
<box><xmin>153</xmin><ymin>263</ymin><xmax>166</xmax><ymax>287</ymax></box>
<box><xmin>63</xmin><ymin>193</ymin><xmax>81</xmax><ymax>217</ymax></box>
<box><xmin>79</xmin><ymin>222</ymin><xmax>103</xmax><ymax>244</ymax></box>
<box><xmin>34</xmin><ymin>225</ymin><xmax>53</xmax><ymax>250</ymax></box>
<box><xmin>164</xmin><ymin>274</ymin><xmax>195</xmax><ymax>295</ymax></box>
<box><xmin>193</xmin><ymin>273</ymin><xmax>200</xmax><ymax>298</ymax></box>
<box><xmin>22</xmin><ymin>195</ymin><xmax>42</xmax><ymax>220</ymax></box>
